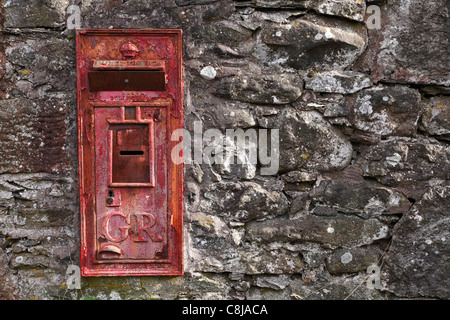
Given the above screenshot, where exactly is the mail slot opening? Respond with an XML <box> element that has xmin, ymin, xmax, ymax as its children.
<box><xmin>88</xmin><ymin>70</ymin><xmax>165</xmax><ymax>91</ymax></box>
<box><xmin>120</xmin><ymin>150</ymin><xmax>144</xmax><ymax>156</ymax></box>
<box><xmin>110</xmin><ymin>124</ymin><xmax>152</xmax><ymax>184</ymax></box>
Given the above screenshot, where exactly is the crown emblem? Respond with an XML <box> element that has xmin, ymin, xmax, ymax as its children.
<box><xmin>120</xmin><ymin>42</ymin><xmax>140</xmax><ymax>59</ymax></box>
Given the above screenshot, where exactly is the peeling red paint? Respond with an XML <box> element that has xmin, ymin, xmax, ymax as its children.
<box><xmin>76</xmin><ymin>29</ymin><xmax>183</xmax><ymax>277</ymax></box>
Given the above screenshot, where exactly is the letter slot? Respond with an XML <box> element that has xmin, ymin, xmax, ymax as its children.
<box><xmin>88</xmin><ymin>71</ymin><xmax>166</xmax><ymax>91</ymax></box>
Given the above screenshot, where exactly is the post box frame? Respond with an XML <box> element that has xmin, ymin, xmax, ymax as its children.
<box><xmin>76</xmin><ymin>29</ymin><xmax>183</xmax><ymax>277</ymax></box>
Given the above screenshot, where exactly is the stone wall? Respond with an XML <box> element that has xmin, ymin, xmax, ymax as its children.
<box><xmin>0</xmin><ymin>0</ymin><xmax>449</xmax><ymax>300</ymax></box>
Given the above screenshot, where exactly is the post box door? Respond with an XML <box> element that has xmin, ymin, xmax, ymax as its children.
<box><xmin>95</xmin><ymin>106</ymin><xmax>167</xmax><ymax>261</ymax></box>
<box><xmin>76</xmin><ymin>29</ymin><xmax>183</xmax><ymax>276</ymax></box>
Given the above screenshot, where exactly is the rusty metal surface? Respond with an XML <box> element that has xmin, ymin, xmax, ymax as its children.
<box><xmin>110</xmin><ymin>123</ymin><xmax>151</xmax><ymax>184</ymax></box>
<box><xmin>88</xmin><ymin>70</ymin><xmax>166</xmax><ymax>91</ymax></box>
<box><xmin>93</xmin><ymin>59</ymin><xmax>165</xmax><ymax>70</ymax></box>
<box><xmin>76</xmin><ymin>29</ymin><xmax>183</xmax><ymax>277</ymax></box>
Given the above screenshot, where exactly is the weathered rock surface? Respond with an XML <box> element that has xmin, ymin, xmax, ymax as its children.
<box><xmin>190</xmin><ymin>215</ymin><xmax>303</xmax><ymax>273</ymax></box>
<box><xmin>384</xmin><ymin>186</ymin><xmax>450</xmax><ymax>299</ymax></box>
<box><xmin>216</xmin><ymin>73</ymin><xmax>303</xmax><ymax>104</ymax></box>
<box><xmin>246</xmin><ymin>214</ymin><xmax>389</xmax><ymax>247</ymax></box>
<box><xmin>345</xmin><ymin>85</ymin><xmax>422</xmax><ymax>138</ymax></box>
<box><xmin>310</xmin><ymin>168</ymin><xmax>412</xmax><ymax>218</ymax></box>
<box><xmin>3</xmin><ymin>0</ymin><xmax>69</xmax><ymax>28</ymax></box>
<box><xmin>263</xmin><ymin>109</ymin><xmax>353</xmax><ymax>173</ymax></box>
<box><xmin>289</xmin><ymin>272</ymin><xmax>385</xmax><ymax>300</ymax></box>
<box><xmin>355</xmin><ymin>0</ymin><xmax>450</xmax><ymax>86</ymax></box>
<box><xmin>4</xmin><ymin>34</ymin><xmax>76</xmax><ymax>99</ymax></box>
<box><xmin>198</xmin><ymin>102</ymin><xmax>256</xmax><ymax>130</ymax></box>
<box><xmin>281</xmin><ymin>170</ymin><xmax>319</xmax><ymax>183</ymax></box>
<box><xmin>199</xmin><ymin>181</ymin><xmax>289</xmax><ymax>222</ymax></box>
<box><xmin>254</xmin><ymin>274</ymin><xmax>291</xmax><ymax>290</ymax></box>
<box><xmin>234</xmin><ymin>0</ymin><xmax>309</xmax><ymax>9</ymax></box>
<box><xmin>216</xmin><ymin>133</ymin><xmax>259</xmax><ymax>180</ymax></box>
<box><xmin>312</xmin><ymin>0</ymin><xmax>366</xmax><ymax>22</ymax></box>
<box><xmin>305</xmin><ymin>71</ymin><xmax>372</xmax><ymax>94</ymax></box>
<box><xmin>0</xmin><ymin>173</ymin><xmax>77</xmax><ymax>238</ymax></box>
<box><xmin>420</xmin><ymin>96</ymin><xmax>450</xmax><ymax>141</ymax></box>
<box><xmin>357</xmin><ymin>137</ymin><xmax>450</xmax><ymax>200</ymax></box>
<box><xmin>326</xmin><ymin>247</ymin><xmax>381</xmax><ymax>274</ymax></box>
<box><xmin>256</xmin><ymin>15</ymin><xmax>367</xmax><ymax>72</ymax></box>
<box><xmin>191</xmin><ymin>242</ymin><xmax>304</xmax><ymax>274</ymax></box>
<box><xmin>175</xmin><ymin>0</ymin><xmax>220</xmax><ymax>6</ymax></box>
<box><xmin>0</xmin><ymin>248</ymin><xmax>18</xmax><ymax>299</ymax></box>
<box><xmin>0</xmin><ymin>99</ymin><xmax>71</xmax><ymax>174</ymax></box>
<box><xmin>235</xmin><ymin>0</ymin><xmax>366</xmax><ymax>21</ymax></box>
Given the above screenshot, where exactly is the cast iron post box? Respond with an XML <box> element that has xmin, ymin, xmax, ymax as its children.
<box><xmin>76</xmin><ymin>29</ymin><xmax>183</xmax><ymax>276</ymax></box>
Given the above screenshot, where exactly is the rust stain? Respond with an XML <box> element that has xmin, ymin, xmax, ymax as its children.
<box><xmin>77</xmin><ymin>29</ymin><xmax>183</xmax><ymax>277</ymax></box>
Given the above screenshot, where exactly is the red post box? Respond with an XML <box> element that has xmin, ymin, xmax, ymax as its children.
<box><xmin>76</xmin><ymin>29</ymin><xmax>183</xmax><ymax>276</ymax></box>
